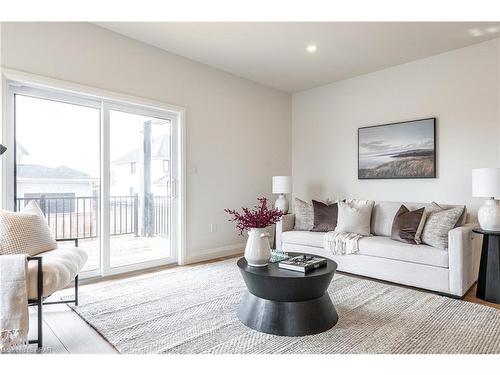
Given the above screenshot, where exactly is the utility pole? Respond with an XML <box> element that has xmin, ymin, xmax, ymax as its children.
<box><xmin>142</xmin><ymin>120</ymin><xmax>154</xmax><ymax>237</ymax></box>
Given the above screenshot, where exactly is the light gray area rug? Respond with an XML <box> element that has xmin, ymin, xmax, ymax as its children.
<box><xmin>70</xmin><ymin>259</ymin><xmax>500</xmax><ymax>354</ymax></box>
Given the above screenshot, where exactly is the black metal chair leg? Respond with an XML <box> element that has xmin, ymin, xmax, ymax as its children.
<box><xmin>74</xmin><ymin>275</ymin><xmax>79</xmax><ymax>306</ymax></box>
<box><xmin>27</xmin><ymin>248</ymin><xmax>80</xmax><ymax>349</ymax></box>
<box><xmin>36</xmin><ymin>257</ymin><xmax>43</xmax><ymax>349</ymax></box>
<box><xmin>37</xmin><ymin>299</ymin><xmax>43</xmax><ymax>349</ymax></box>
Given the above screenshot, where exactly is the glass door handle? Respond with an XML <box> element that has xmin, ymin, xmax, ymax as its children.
<box><xmin>171</xmin><ymin>178</ymin><xmax>178</xmax><ymax>198</ymax></box>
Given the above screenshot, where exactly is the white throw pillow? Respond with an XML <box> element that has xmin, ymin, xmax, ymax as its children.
<box><xmin>335</xmin><ymin>200</ymin><xmax>374</xmax><ymax>236</ymax></box>
<box><xmin>0</xmin><ymin>201</ymin><xmax>58</xmax><ymax>256</ymax></box>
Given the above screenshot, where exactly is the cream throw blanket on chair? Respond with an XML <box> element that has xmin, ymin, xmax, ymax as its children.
<box><xmin>0</xmin><ymin>255</ymin><xmax>28</xmax><ymax>351</ymax></box>
<box><xmin>324</xmin><ymin>231</ymin><xmax>363</xmax><ymax>255</ymax></box>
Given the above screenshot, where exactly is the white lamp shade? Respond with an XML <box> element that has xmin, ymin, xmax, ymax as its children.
<box><xmin>272</xmin><ymin>176</ymin><xmax>292</xmax><ymax>194</ymax></box>
<box><xmin>472</xmin><ymin>168</ymin><xmax>500</xmax><ymax>198</ymax></box>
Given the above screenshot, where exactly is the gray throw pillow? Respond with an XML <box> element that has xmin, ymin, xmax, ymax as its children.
<box><xmin>421</xmin><ymin>203</ymin><xmax>465</xmax><ymax>249</ymax></box>
<box><xmin>293</xmin><ymin>198</ymin><xmax>314</xmax><ymax>231</ymax></box>
<box><xmin>426</xmin><ymin>202</ymin><xmax>467</xmax><ymax>227</ymax></box>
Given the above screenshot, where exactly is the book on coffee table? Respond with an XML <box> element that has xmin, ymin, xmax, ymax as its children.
<box><xmin>278</xmin><ymin>255</ymin><xmax>327</xmax><ymax>273</ymax></box>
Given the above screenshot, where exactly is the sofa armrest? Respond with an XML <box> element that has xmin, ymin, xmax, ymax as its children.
<box><xmin>448</xmin><ymin>223</ymin><xmax>481</xmax><ymax>296</ymax></box>
<box><xmin>276</xmin><ymin>214</ymin><xmax>295</xmax><ymax>251</ymax></box>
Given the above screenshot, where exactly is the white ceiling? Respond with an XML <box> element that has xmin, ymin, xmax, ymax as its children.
<box><xmin>96</xmin><ymin>22</ymin><xmax>500</xmax><ymax>93</ymax></box>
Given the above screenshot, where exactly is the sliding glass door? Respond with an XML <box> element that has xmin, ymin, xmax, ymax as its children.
<box><xmin>10</xmin><ymin>84</ymin><xmax>179</xmax><ymax>277</ymax></box>
<box><xmin>14</xmin><ymin>92</ymin><xmax>102</xmax><ymax>273</ymax></box>
<box><xmin>108</xmin><ymin>108</ymin><xmax>174</xmax><ymax>268</ymax></box>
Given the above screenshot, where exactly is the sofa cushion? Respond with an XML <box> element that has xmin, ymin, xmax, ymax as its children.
<box><xmin>421</xmin><ymin>204</ymin><xmax>465</xmax><ymax>249</ymax></box>
<box><xmin>27</xmin><ymin>247</ymin><xmax>88</xmax><ymax>299</ymax></box>
<box><xmin>391</xmin><ymin>205</ymin><xmax>425</xmax><ymax>244</ymax></box>
<box><xmin>311</xmin><ymin>200</ymin><xmax>338</xmax><ymax>232</ymax></box>
<box><xmin>358</xmin><ymin>236</ymin><xmax>448</xmax><ymax>268</ymax></box>
<box><xmin>0</xmin><ymin>202</ymin><xmax>58</xmax><ymax>256</ymax></box>
<box><xmin>282</xmin><ymin>231</ymin><xmax>449</xmax><ymax>268</ymax></box>
<box><xmin>371</xmin><ymin>201</ymin><xmax>466</xmax><ymax>236</ymax></box>
<box><xmin>427</xmin><ymin>202</ymin><xmax>466</xmax><ymax>228</ymax></box>
<box><xmin>293</xmin><ymin>198</ymin><xmax>314</xmax><ymax>231</ymax></box>
<box><xmin>336</xmin><ymin>200</ymin><xmax>374</xmax><ymax>235</ymax></box>
<box><xmin>372</xmin><ymin>201</ymin><xmax>421</xmax><ymax>236</ymax></box>
<box><xmin>281</xmin><ymin>230</ymin><xmax>325</xmax><ymax>248</ymax></box>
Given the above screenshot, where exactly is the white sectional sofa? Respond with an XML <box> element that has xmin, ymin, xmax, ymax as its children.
<box><xmin>276</xmin><ymin>200</ymin><xmax>482</xmax><ymax>297</ymax></box>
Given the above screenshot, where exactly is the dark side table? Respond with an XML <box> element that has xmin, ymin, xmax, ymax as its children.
<box><xmin>473</xmin><ymin>228</ymin><xmax>500</xmax><ymax>304</ymax></box>
<box><xmin>237</xmin><ymin>253</ymin><xmax>338</xmax><ymax>336</ymax></box>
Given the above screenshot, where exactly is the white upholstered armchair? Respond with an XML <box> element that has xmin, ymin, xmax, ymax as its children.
<box><xmin>26</xmin><ymin>238</ymin><xmax>87</xmax><ymax>348</ymax></box>
<box><xmin>0</xmin><ymin>202</ymin><xmax>87</xmax><ymax>350</ymax></box>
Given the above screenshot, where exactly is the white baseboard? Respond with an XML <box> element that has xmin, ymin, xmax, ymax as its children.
<box><xmin>185</xmin><ymin>243</ymin><xmax>245</xmax><ymax>264</ymax></box>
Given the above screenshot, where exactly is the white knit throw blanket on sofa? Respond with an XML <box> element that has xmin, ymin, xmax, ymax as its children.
<box><xmin>0</xmin><ymin>255</ymin><xmax>28</xmax><ymax>351</ymax></box>
<box><xmin>324</xmin><ymin>231</ymin><xmax>363</xmax><ymax>255</ymax></box>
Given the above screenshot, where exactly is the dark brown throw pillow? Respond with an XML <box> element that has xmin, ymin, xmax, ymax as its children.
<box><xmin>391</xmin><ymin>205</ymin><xmax>425</xmax><ymax>244</ymax></box>
<box><xmin>311</xmin><ymin>200</ymin><xmax>338</xmax><ymax>232</ymax></box>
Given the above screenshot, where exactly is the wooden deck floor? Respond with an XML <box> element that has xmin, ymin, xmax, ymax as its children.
<box><xmin>65</xmin><ymin>234</ymin><xmax>172</xmax><ymax>272</ymax></box>
<box><xmin>25</xmin><ymin>253</ymin><xmax>499</xmax><ymax>354</ymax></box>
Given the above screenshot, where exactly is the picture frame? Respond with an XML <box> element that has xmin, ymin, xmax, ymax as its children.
<box><xmin>358</xmin><ymin>118</ymin><xmax>436</xmax><ymax>179</ymax></box>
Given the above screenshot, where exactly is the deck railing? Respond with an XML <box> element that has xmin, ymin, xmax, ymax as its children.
<box><xmin>15</xmin><ymin>194</ymin><xmax>170</xmax><ymax>240</ymax></box>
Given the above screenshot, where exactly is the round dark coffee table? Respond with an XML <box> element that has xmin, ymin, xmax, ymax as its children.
<box><xmin>237</xmin><ymin>253</ymin><xmax>338</xmax><ymax>336</ymax></box>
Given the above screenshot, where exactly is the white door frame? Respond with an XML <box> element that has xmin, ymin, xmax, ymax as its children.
<box><xmin>1</xmin><ymin>68</ymin><xmax>187</xmax><ymax>278</ymax></box>
<box><xmin>102</xmin><ymin>101</ymin><xmax>181</xmax><ymax>276</ymax></box>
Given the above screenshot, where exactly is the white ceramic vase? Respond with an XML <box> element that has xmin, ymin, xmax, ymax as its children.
<box><xmin>245</xmin><ymin>228</ymin><xmax>271</xmax><ymax>267</ymax></box>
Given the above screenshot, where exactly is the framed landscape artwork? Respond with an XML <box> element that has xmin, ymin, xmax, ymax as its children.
<box><xmin>358</xmin><ymin>118</ymin><xmax>436</xmax><ymax>179</ymax></box>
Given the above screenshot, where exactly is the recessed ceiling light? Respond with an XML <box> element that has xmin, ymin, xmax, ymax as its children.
<box><xmin>306</xmin><ymin>44</ymin><xmax>317</xmax><ymax>53</ymax></box>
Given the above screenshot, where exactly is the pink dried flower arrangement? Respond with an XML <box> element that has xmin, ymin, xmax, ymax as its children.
<box><xmin>225</xmin><ymin>197</ymin><xmax>284</xmax><ymax>236</ymax></box>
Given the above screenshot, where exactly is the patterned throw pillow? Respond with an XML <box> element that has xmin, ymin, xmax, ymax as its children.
<box><xmin>293</xmin><ymin>198</ymin><xmax>314</xmax><ymax>231</ymax></box>
<box><xmin>425</xmin><ymin>202</ymin><xmax>467</xmax><ymax>227</ymax></box>
<box><xmin>421</xmin><ymin>203</ymin><xmax>465</xmax><ymax>249</ymax></box>
<box><xmin>0</xmin><ymin>201</ymin><xmax>57</xmax><ymax>256</ymax></box>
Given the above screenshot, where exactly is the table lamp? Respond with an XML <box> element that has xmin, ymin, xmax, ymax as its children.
<box><xmin>472</xmin><ymin>168</ymin><xmax>500</xmax><ymax>231</ymax></box>
<box><xmin>272</xmin><ymin>176</ymin><xmax>291</xmax><ymax>214</ymax></box>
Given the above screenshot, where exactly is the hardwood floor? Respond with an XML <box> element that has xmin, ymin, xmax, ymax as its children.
<box><xmin>463</xmin><ymin>283</ymin><xmax>500</xmax><ymax>309</ymax></box>
<box><xmin>28</xmin><ymin>304</ymin><xmax>117</xmax><ymax>354</ymax></box>
<box><xmin>30</xmin><ymin>253</ymin><xmax>498</xmax><ymax>354</ymax></box>
<box><xmin>32</xmin><ymin>254</ymin><xmax>242</xmax><ymax>354</ymax></box>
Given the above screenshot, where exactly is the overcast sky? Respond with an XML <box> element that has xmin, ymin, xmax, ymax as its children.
<box><xmin>359</xmin><ymin>119</ymin><xmax>434</xmax><ymax>158</ymax></box>
<box><xmin>16</xmin><ymin>95</ymin><xmax>170</xmax><ymax>178</ymax></box>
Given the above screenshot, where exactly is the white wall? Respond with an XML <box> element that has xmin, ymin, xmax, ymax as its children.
<box><xmin>3</xmin><ymin>22</ymin><xmax>498</xmax><ymax>259</ymax></box>
<box><xmin>292</xmin><ymin>39</ymin><xmax>500</xmax><ymax>218</ymax></box>
<box><xmin>0</xmin><ymin>22</ymin><xmax>292</xmax><ymax>261</ymax></box>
